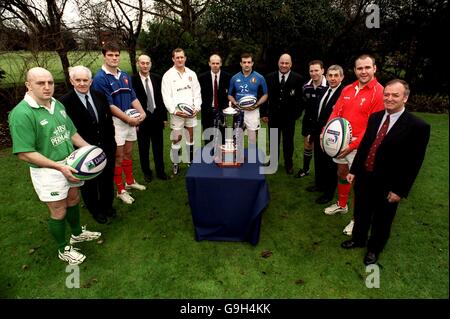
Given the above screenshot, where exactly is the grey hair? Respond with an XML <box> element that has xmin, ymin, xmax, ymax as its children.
<box><xmin>327</xmin><ymin>65</ymin><xmax>344</xmax><ymax>76</ymax></box>
<box><xmin>68</xmin><ymin>65</ymin><xmax>92</xmax><ymax>79</ymax></box>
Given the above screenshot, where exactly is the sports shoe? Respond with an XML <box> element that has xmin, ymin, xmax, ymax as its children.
<box><xmin>294</xmin><ymin>168</ymin><xmax>310</xmax><ymax>178</ymax></box>
<box><xmin>173</xmin><ymin>163</ymin><xmax>180</xmax><ymax>175</ymax></box>
<box><xmin>343</xmin><ymin>220</ymin><xmax>355</xmax><ymax>236</ymax></box>
<box><xmin>58</xmin><ymin>245</ymin><xmax>86</xmax><ymax>265</ymax></box>
<box><xmin>70</xmin><ymin>225</ymin><xmax>101</xmax><ymax>245</ymax></box>
<box><xmin>117</xmin><ymin>190</ymin><xmax>135</xmax><ymax>204</ymax></box>
<box><xmin>125</xmin><ymin>180</ymin><xmax>146</xmax><ymax>191</ymax></box>
<box><xmin>324</xmin><ymin>202</ymin><xmax>348</xmax><ymax>215</ymax></box>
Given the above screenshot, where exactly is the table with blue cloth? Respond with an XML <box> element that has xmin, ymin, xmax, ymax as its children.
<box><xmin>185</xmin><ymin>149</ymin><xmax>270</xmax><ymax>245</ymax></box>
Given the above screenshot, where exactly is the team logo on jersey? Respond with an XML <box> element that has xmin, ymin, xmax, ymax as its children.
<box><xmin>124</xmin><ymin>77</ymin><xmax>129</xmax><ymax>85</ymax></box>
<box><xmin>40</xmin><ymin>119</ymin><xmax>48</xmax><ymax>126</ymax></box>
<box><xmin>290</xmin><ymin>89</ymin><xmax>295</xmax><ymax>96</ymax></box>
<box><xmin>360</xmin><ymin>97</ymin><xmax>366</xmax><ymax>106</ymax></box>
<box><xmin>251</xmin><ymin>77</ymin><xmax>257</xmax><ymax>84</ymax></box>
<box><xmin>236</xmin><ymin>79</ymin><xmax>241</xmax><ymax>83</ymax></box>
<box><xmin>189</xmin><ymin>76</ymin><xmax>192</xmax><ymax>81</ymax></box>
<box><xmin>60</xmin><ymin>110</ymin><xmax>67</xmax><ymax>118</ymax></box>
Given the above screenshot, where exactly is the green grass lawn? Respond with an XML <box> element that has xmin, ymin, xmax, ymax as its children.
<box><xmin>0</xmin><ymin>51</ymin><xmax>134</xmax><ymax>87</ymax></box>
<box><xmin>0</xmin><ymin>113</ymin><xmax>447</xmax><ymax>299</ymax></box>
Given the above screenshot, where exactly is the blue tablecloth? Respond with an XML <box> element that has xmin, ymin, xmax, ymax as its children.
<box><xmin>185</xmin><ymin>149</ymin><xmax>270</xmax><ymax>245</ymax></box>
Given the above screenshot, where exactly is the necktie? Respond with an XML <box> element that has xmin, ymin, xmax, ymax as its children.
<box><xmin>317</xmin><ymin>88</ymin><xmax>332</xmax><ymax>119</ymax></box>
<box><xmin>145</xmin><ymin>78</ymin><xmax>155</xmax><ymax>113</ymax></box>
<box><xmin>364</xmin><ymin>114</ymin><xmax>390</xmax><ymax>172</ymax></box>
<box><xmin>85</xmin><ymin>95</ymin><xmax>97</xmax><ymax>122</ymax></box>
<box><xmin>213</xmin><ymin>74</ymin><xmax>219</xmax><ymax>110</ymax></box>
<box><xmin>280</xmin><ymin>74</ymin><xmax>286</xmax><ymax>87</ymax></box>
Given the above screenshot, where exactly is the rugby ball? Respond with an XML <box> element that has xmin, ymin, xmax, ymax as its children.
<box><xmin>238</xmin><ymin>96</ymin><xmax>257</xmax><ymax>110</ymax></box>
<box><xmin>321</xmin><ymin>117</ymin><xmax>352</xmax><ymax>158</ymax></box>
<box><xmin>125</xmin><ymin>108</ymin><xmax>140</xmax><ymax>118</ymax></box>
<box><xmin>176</xmin><ymin>103</ymin><xmax>195</xmax><ymax>116</ymax></box>
<box><xmin>66</xmin><ymin>145</ymin><xmax>107</xmax><ymax>180</ymax></box>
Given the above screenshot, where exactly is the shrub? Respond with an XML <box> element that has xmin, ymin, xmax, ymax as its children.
<box><xmin>407</xmin><ymin>94</ymin><xmax>449</xmax><ymax>114</ymax></box>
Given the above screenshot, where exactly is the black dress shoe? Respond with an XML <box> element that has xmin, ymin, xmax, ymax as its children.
<box><xmin>285</xmin><ymin>166</ymin><xmax>294</xmax><ymax>175</ymax></box>
<box><xmin>364</xmin><ymin>252</ymin><xmax>378</xmax><ymax>265</ymax></box>
<box><xmin>106</xmin><ymin>207</ymin><xmax>117</xmax><ymax>217</ymax></box>
<box><xmin>144</xmin><ymin>173</ymin><xmax>153</xmax><ymax>183</ymax></box>
<box><xmin>315</xmin><ymin>195</ymin><xmax>333</xmax><ymax>204</ymax></box>
<box><xmin>341</xmin><ymin>240</ymin><xmax>365</xmax><ymax>249</ymax></box>
<box><xmin>294</xmin><ymin>168</ymin><xmax>310</xmax><ymax>178</ymax></box>
<box><xmin>156</xmin><ymin>173</ymin><xmax>169</xmax><ymax>180</ymax></box>
<box><xmin>92</xmin><ymin>213</ymin><xmax>108</xmax><ymax>224</ymax></box>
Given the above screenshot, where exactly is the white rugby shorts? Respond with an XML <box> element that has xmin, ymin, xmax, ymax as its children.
<box><xmin>243</xmin><ymin>108</ymin><xmax>260</xmax><ymax>131</ymax></box>
<box><xmin>30</xmin><ymin>162</ymin><xmax>83</xmax><ymax>202</ymax></box>
<box><xmin>333</xmin><ymin>149</ymin><xmax>357</xmax><ymax>167</ymax></box>
<box><xmin>170</xmin><ymin>113</ymin><xmax>197</xmax><ymax>130</ymax></box>
<box><xmin>113</xmin><ymin>116</ymin><xmax>137</xmax><ymax>146</ymax></box>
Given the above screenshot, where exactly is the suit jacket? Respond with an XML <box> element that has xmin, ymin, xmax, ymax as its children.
<box><xmin>312</xmin><ymin>84</ymin><xmax>344</xmax><ymax>136</ymax></box>
<box><xmin>59</xmin><ymin>88</ymin><xmax>116</xmax><ymax>155</ymax></box>
<box><xmin>350</xmin><ymin>110</ymin><xmax>430</xmax><ymax>198</ymax></box>
<box><xmin>199</xmin><ymin>70</ymin><xmax>231</xmax><ymax>125</ymax></box>
<box><xmin>262</xmin><ymin>71</ymin><xmax>304</xmax><ymax>123</ymax></box>
<box><xmin>131</xmin><ymin>73</ymin><xmax>167</xmax><ymax>129</ymax></box>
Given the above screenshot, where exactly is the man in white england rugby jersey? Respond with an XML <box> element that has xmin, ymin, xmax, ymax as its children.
<box><xmin>161</xmin><ymin>48</ymin><xmax>202</xmax><ymax>175</ymax></box>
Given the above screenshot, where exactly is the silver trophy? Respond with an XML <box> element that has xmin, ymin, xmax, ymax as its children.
<box><xmin>215</xmin><ymin>103</ymin><xmax>242</xmax><ymax>167</ymax></box>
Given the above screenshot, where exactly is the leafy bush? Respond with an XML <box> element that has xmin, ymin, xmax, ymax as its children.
<box><xmin>408</xmin><ymin>94</ymin><xmax>449</xmax><ymax>114</ymax></box>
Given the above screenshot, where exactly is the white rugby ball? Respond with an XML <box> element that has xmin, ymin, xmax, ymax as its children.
<box><xmin>238</xmin><ymin>95</ymin><xmax>257</xmax><ymax>110</ymax></box>
<box><xmin>66</xmin><ymin>145</ymin><xmax>107</xmax><ymax>180</ymax></box>
<box><xmin>321</xmin><ymin>117</ymin><xmax>352</xmax><ymax>158</ymax></box>
<box><xmin>176</xmin><ymin>103</ymin><xmax>195</xmax><ymax>116</ymax></box>
<box><xmin>125</xmin><ymin>108</ymin><xmax>140</xmax><ymax>118</ymax></box>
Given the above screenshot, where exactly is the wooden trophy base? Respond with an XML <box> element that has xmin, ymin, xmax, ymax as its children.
<box><xmin>215</xmin><ymin>148</ymin><xmax>242</xmax><ymax>168</ymax></box>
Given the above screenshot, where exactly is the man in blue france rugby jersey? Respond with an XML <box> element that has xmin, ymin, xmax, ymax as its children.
<box><xmin>228</xmin><ymin>53</ymin><xmax>268</xmax><ymax>145</ymax></box>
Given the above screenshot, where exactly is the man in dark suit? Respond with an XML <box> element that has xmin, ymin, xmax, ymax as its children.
<box><xmin>198</xmin><ymin>54</ymin><xmax>231</xmax><ymax>148</ymax></box>
<box><xmin>308</xmin><ymin>65</ymin><xmax>344</xmax><ymax>204</ymax></box>
<box><xmin>341</xmin><ymin>79</ymin><xmax>430</xmax><ymax>265</ymax></box>
<box><xmin>262</xmin><ymin>53</ymin><xmax>303</xmax><ymax>174</ymax></box>
<box><xmin>131</xmin><ymin>54</ymin><xmax>168</xmax><ymax>182</ymax></box>
<box><xmin>59</xmin><ymin>65</ymin><xmax>117</xmax><ymax>224</ymax></box>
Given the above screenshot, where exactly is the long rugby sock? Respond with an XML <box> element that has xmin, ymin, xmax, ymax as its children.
<box><xmin>48</xmin><ymin>218</ymin><xmax>67</xmax><ymax>252</ymax></box>
<box><xmin>337</xmin><ymin>179</ymin><xmax>351</xmax><ymax>208</ymax></box>
<box><xmin>171</xmin><ymin>143</ymin><xmax>181</xmax><ymax>164</ymax></box>
<box><xmin>186</xmin><ymin>142</ymin><xmax>194</xmax><ymax>163</ymax></box>
<box><xmin>66</xmin><ymin>204</ymin><xmax>82</xmax><ymax>236</ymax></box>
<box><xmin>114</xmin><ymin>166</ymin><xmax>125</xmax><ymax>193</ymax></box>
<box><xmin>303</xmin><ymin>149</ymin><xmax>313</xmax><ymax>171</ymax></box>
<box><xmin>122</xmin><ymin>159</ymin><xmax>135</xmax><ymax>185</ymax></box>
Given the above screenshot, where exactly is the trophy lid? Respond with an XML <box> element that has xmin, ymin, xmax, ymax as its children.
<box><xmin>223</xmin><ymin>106</ymin><xmax>238</xmax><ymax>115</ymax></box>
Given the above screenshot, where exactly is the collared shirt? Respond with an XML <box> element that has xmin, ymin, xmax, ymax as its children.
<box><xmin>139</xmin><ymin>73</ymin><xmax>157</xmax><ymax>110</ymax></box>
<box><xmin>380</xmin><ymin>107</ymin><xmax>405</xmax><ymax>133</ymax></box>
<box><xmin>161</xmin><ymin>66</ymin><xmax>202</xmax><ymax>114</ymax></box>
<box><xmin>328</xmin><ymin>78</ymin><xmax>384</xmax><ymax>151</ymax></box>
<box><xmin>279</xmin><ymin>70</ymin><xmax>291</xmax><ymax>83</ymax></box>
<box><xmin>211</xmin><ymin>70</ymin><xmax>221</xmax><ymax>108</ymax></box>
<box><xmin>228</xmin><ymin>70</ymin><xmax>268</xmax><ymax>102</ymax></box>
<box><xmin>75</xmin><ymin>90</ymin><xmax>99</xmax><ymax>120</ymax></box>
<box><xmin>317</xmin><ymin>83</ymin><xmax>341</xmax><ymax>118</ymax></box>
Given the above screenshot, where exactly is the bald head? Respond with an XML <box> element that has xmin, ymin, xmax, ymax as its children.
<box><xmin>209</xmin><ymin>54</ymin><xmax>222</xmax><ymax>73</ymax></box>
<box><xmin>26</xmin><ymin>67</ymin><xmax>53</xmax><ymax>82</ymax></box>
<box><xmin>25</xmin><ymin>67</ymin><xmax>54</xmax><ymax>106</ymax></box>
<box><xmin>278</xmin><ymin>53</ymin><xmax>292</xmax><ymax>74</ymax></box>
<box><xmin>137</xmin><ymin>54</ymin><xmax>152</xmax><ymax>76</ymax></box>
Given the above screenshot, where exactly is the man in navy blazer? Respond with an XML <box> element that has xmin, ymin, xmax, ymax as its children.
<box><xmin>309</xmin><ymin>65</ymin><xmax>344</xmax><ymax>204</ymax></box>
<box><xmin>131</xmin><ymin>55</ymin><xmax>168</xmax><ymax>182</ymax></box>
<box><xmin>59</xmin><ymin>65</ymin><xmax>117</xmax><ymax>224</ymax></box>
<box><xmin>341</xmin><ymin>79</ymin><xmax>430</xmax><ymax>265</ymax></box>
<box><xmin>262</xmin><ymin>53</ymin><xmax>304</xmax><ymax>174</ymax></box>
<box><xmin>198</xmin><ymin>54</ymin><xmax>231</xmax><ymax>147</ymax></box>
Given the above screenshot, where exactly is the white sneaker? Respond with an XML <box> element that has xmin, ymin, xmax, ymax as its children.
<box><xmin>58</xmin><ymin>245</ymin><xmax>86</xmax><ymax>265</ymax></box>
<box><xmin>343</xmin><ymin>220</ymin><xmax>355</xmax><ymax>236</ymax></box>
<box><xmin>70</xmin><ymin>225</ymin><xmax>101</xmax><ymax>245</ymax></box>
<box><xmin>117</xmin><ymin>190</ymin><xmax>135</xmax><ymax>204</ymax></box>
<box><xmin>173</xmin><ymin>163</ymin><xmax>180</xmax><ymax>175</ymax></box>
<box><xmin>324</xmin><ymin>202</ymin><xmax>348</xmax><ymax>215</ymax></box>
<box><xmin>125</xmin><ymin>180</ymin><xmax>146</xmax><ymax>191</ymax></box>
